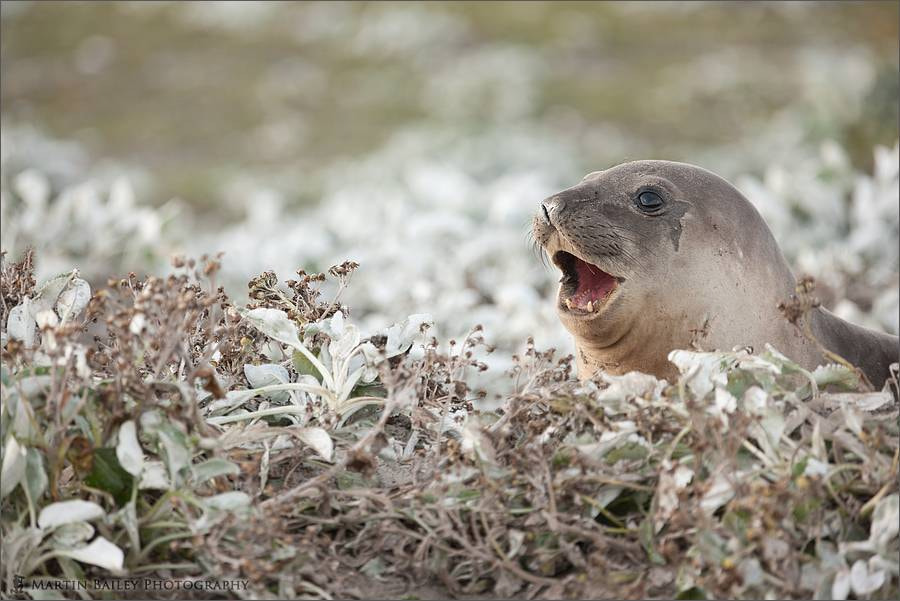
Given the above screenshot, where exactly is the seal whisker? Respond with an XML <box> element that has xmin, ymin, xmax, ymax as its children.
<box><xmin>526</xmin><ymin>222</ymin><xmax>550</xmax><ymax>268</ymax></box>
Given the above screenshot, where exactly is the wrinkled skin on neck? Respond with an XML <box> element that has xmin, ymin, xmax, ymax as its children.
<box><xmin>533</xmin><ymin>160</ymin><xmax>898</xmax><ymax>387</ymax></box>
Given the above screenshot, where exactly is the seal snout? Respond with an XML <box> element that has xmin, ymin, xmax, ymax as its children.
<box><xmin>540</xmin><ymin>202</ymin><xmax>551</xmax><ymax>224</ymax></box>
<box><xmin>540</xmin><ymin>194</ymin><xmax>567</xmax><ymax>225</ymax></box>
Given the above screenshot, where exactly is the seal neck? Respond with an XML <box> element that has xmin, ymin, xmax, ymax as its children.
<box><xmin>574</xmin><ymin>327</ymin><xmax>680</xmax><ymax>381</ymax></box>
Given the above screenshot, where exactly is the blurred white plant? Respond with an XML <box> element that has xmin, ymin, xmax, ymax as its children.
<box><xmin>737</xmin><ymin>142</ymin><xmax>899</xmax><ymax>334</ymax></box>
<box><xmin>1</xmin><ymin>168</ymin><xmax>180</xmax><ymax>282</ymax></box>
<box><xmin>2</xmin><ymin>127</ymin><xmax>896</xmax><ymax>398</ymax></box>
<box><xmin>194</xmin><ymin>126</ymin><xmax>580</xmax><ymax>384</ymax></box>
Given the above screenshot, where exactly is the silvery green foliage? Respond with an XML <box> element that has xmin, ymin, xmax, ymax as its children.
<box><xmin>2</xmin><ymin>500</ymin><xmax>128</xmax><ymax>573</ymax></box>
<box><xmin>4</xmin><ymin>269</ymin><xmax>91</xmax><ymax>351</ymax></box>
<box><xmin>0</xmin><ymin>154</ymin><xmax>179</xmax><ymax>282</ymax></box>
<box><xmin>578</xmin><ymin>347</ymin><xmax>899</xmax><ymax>599</ymax></box>
<box><xmin>208</xmin><ymin>308</ymin><xmax>433</xmax><ymax>459</ymax></box>
<box><xmin>37</xmin><ymin>500</ymin><xmax>105</xmax><ymax>530</ymax></box>
<box><xmin>0</xmin><ymin>436</ymin><xmax>26</xmax><ymax>500</ymax></box>
<box><xmin>0</xmin><ymin>267</ymin><xmax>248</xmax><ymax>576</ymax></box>
<box><xmin>1</xmin><ymin>257</ymin><xmax>896</xmax><ymax>596</ymax></box>
<box><xmin>115</xmin><ymin>420</ymin><xmax>144</xmax><ymax>478</ymax></box>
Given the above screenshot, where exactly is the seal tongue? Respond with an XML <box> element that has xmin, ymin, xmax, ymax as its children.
<box><xmin>571</xmin><ymin>257</ymin><xmax>616</xmax><ymax>309</ymax></box>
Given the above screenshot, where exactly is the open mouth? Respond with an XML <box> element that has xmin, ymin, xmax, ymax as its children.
<box><xmin>553</xmin><ymin>251</ymin><xmax>621</xmax><ymax>315</ymax></box>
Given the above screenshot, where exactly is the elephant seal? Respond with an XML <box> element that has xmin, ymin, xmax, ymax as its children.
<box><xmin>532</xmin><ymin>160</ymin><xmax>899</xmax><ymax>389</ymax></box>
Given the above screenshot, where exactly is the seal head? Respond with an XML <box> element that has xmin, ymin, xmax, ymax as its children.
<box><xmin>533</xmin><ymin>160</ymin><xmax>899</xmax><ymax>387</ymax></box>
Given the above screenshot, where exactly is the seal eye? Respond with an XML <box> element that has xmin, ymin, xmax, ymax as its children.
<box><xmin>637</xmin><ymin>190</ymin><xmax>664</xmax><ymax>212</ymax></box>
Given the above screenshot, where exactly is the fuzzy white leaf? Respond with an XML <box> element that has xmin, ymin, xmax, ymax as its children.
<box><xmin>6</xmin><ymin>301</ymin><xmax>36</xmax><ymax>347</ymax></box>
<box><xmin>714</xmin><ymin>386</ymin><xmax>737</xmax><ymax>414</ymax></box>
<box><xmin>261</xmin><ymin>340</ymin><xmax>285</xmax><ymax>362</ymax></box>
<box><xmin>38</xmin><ymin>500</ymin><xmax>105</xmax><ymax>530</ymax></box>
<box><xmin>24</xmin><ymin>447</ymin><xmax>48</xmax><ymax>502</ymax></box>
<box><xmin>240</xmin><ymin>307</ymin><xmax>333</xmax><ymax>388</ymax></box>
<box><xmin>296</xmin><ymin>427</ymin><xmax>333</xmax><ymax>461</ymax></box>
<box><xmin>595</xmin><ymin>371</ymin><xmax>666</xmax><ymax>413</ymax></box>
<box><xmin>700</xmin><ymin>473</ymin><xmax>735</xmax><ymax>514</ymax></box>
<box><xmin>56</xmin><ymin>536</ymin><xmax>124</xmax><ymax>572</ymax></box>
<box><xmin>506</xmin><ymin>529</ymin><xmax>526</xmax><ymax>559</ymax></box>
<box><xmin>244</xmin><ymin>363</ymin><xmax>290</xmax><ymax>388</ymax></box>
<box><xmin>192</xmin><ymin>458</ymin><xmax>240</xmax><ymax>482</ymax></box>
<box><xmin>34</xmin><ymin>309</ymin><xmax>59</xmax><ymax>329</ymax></box>
<box><xmin>206</xmin><ymin>389</ymin><xmax>257</xmax><ymax>414</ymax></box>
<box><xmin>205</xmin><ymin>491</ymin><xmax>251</xmax><ymax>511</ymax></box>
<box><xmin>18</xmin><ymin>376</ymin><xmax>53</xmax><ymax>401</ymax></box>
<box><xmin>461</xmin><ymin>422</ymin><xmax>496</xmax><ymax>463</ymax></box>
<box><xmin>51</xmin><ymin>522</ymin><xmax>95</xmax><ymax>548</ymax></box>
<box><xmin>329</xmin><ymin>311</ymin><xmax>344</xmax><ymax>335</ymax></box>
<box><xmin>244</xmin><ymin>363</ymin><xmax>291</xmax><ymax>401</ymax></box>
<box><xmin>748</xmin><ymin>411</ymin><xmax>784</xmax><ymax>462</ymax></box>
<box><xmin>338</xmin><ymin>365</ymin><xmax>366</xmax><ymax>404</ymax></box>
<box><xmin>329</xmin><ymin>323</ymin><xmax>360</xmax><ymax>361</ymax></box>
<box><xmin>740</xmin><ymin>558</ymin><xmax>765</xmax><ymax>588</ymax></box>
<box><xmin>841</xmin><ymin>402</ymin><xmax>863</xmax><ymax>437</ymax></box>
<box><xmin>832</xmin><ymin>568</ymin><xmax>850</xmax><ymax>600</ymax></box>
<box><xmin>594</xmin><ymin>486</ymin><xmax>623</xmax><ymax>510</ymax></box>
<box><xmin>359</xmin><ymin>341</ymin><xmax>383</xmax><ymax>368</ymax></box>
<box><xmin>1</xmin><ymin>435</ymin><xmax>27</xmax><ymax>499</ymax></box>
<box><xmin>158</xmin><ymin>429</ymin><xmax>191</xmax><ymax>482</ymax></box>
<box><xmin>826</xmin><ymin>391</ymin><xmax>894</xmax><ymax>413</ymax></box>
<box><xmin>260</xmin><ymin>440</ymin><xmax>271</xmax><ymax>492</ymax></box>
<box><xmin>383</xmin><ymin>313</ymin><xmax>433</xmax><ymax>358</ymax></box>
<box><xmin>139</xmin><ymin>461</ymin><xmax>171</xmax><ymax>490</ymax></box>
<box><xmin>56</xmin><ymin>278</ymin><xmax>91</xmax><ymax>322</ymax></box>
<box><xmin>129</xmin><ymin>313</ymin><xmax>146</xmax><ymax>334</ymax></box>
<box><xmin>811</xmin><ymin>419</ymin><xmax>826</xmax><ymax>460</ymax></box>
<box><xmin>869</xmin><ymin>494</ymin><xmax>899</xmax><ymax>553</ymax></box>
<box><xmin>654</xmin><ymin>461</ymin><xmax>694</xmax><ymax>533</ymax></box>
<box><xmin>576</xmin><ymin>420</ymin><xmax>642</xmax><ymax>460</ymax></box>
<box><xmin>803</xmin><ymin>458</ymin><xmax>829</xmax><ymax>477</ymax></box>
<box><xmin>742</xmin><ymin>386</ymin><xmax>769</xmax><ymax>415</ymax></box>
<box><xmin>33</xmin><ymin>271</ymin><xmax>76</xmax><ymax>315</ymax></box>
<box><xmin>109</xmin><ymin>176</ymin><xmax>135</xmax><ymax>209</ymax></box>
<box><xmin>242</xmin><ymin>307</ymin><xmax>303</xmax><ymax>348</ymax></box>
<box><xmin>812</xmin><ymin>364</ymin><xmax>859</xmax><ymax>389</ymax></box>
<box><xmin>668</xmin><ymin>350</ymin><xmax>733</xmax><ymax>399</ymax></box>
<box><xmin>10</xmin><ymin>394</ymin><xmax>36</xmax><ymax>439</ymax></box>
<box><xmin>74</xmin><ymin>346</ymin><xmax>90</xmax><ymax>379</ymax></box>
<box><xmin>758</xmin><ymin>412</ymin><xmax>785</xmax><ymax>451</ymax></box>
<box><xmin>849</xmin><ymin>559</ymin><xmax>885</xmax><ymax>596</ymax></box>
<box><xmin>115</xmin><ymin>420</ymin><xmax>144</xmax><ymax>478</ymax></box>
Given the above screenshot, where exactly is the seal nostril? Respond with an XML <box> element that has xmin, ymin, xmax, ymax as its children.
<box><xmin>542</xmin><ymin>203</ymin><xmax>551</xmax><ymax>223</ymax></box>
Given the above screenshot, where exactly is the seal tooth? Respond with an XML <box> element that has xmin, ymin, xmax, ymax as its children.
<box><xmin>565</xmin><ymin>298</ymin><xmax>573</xmax><ymax>310</ymax></box>
<box><xmin>586</xmin><ymin>300</ymin><xmax>594</xmax><ymax>312</ymax></box>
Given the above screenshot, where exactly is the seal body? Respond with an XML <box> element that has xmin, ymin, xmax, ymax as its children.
<box><xmin>532</xmin><ymin>160</ymin><xmax>899</xmax><ymax>388</ymax></box>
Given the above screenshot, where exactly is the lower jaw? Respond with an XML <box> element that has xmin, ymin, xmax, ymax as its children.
<box><xmin>558</xmin><ymin>293</ymin><xmax>616</xmax><ymax>318</ymax></box>
<box><xmin>556</xmin><ymin>284</ymin><xmax>621</xmax><ymax>319</ymax></box>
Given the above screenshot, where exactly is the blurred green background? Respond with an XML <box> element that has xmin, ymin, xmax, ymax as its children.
<box><xmin>2</xmin><ymin>1</ymin><xmax>898</xmax><ymax>215</ymax></box>
<box><xmin>2</xmin><ymin>0</ymin><xmax>899</xmax><ymax>356</ymax></box>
